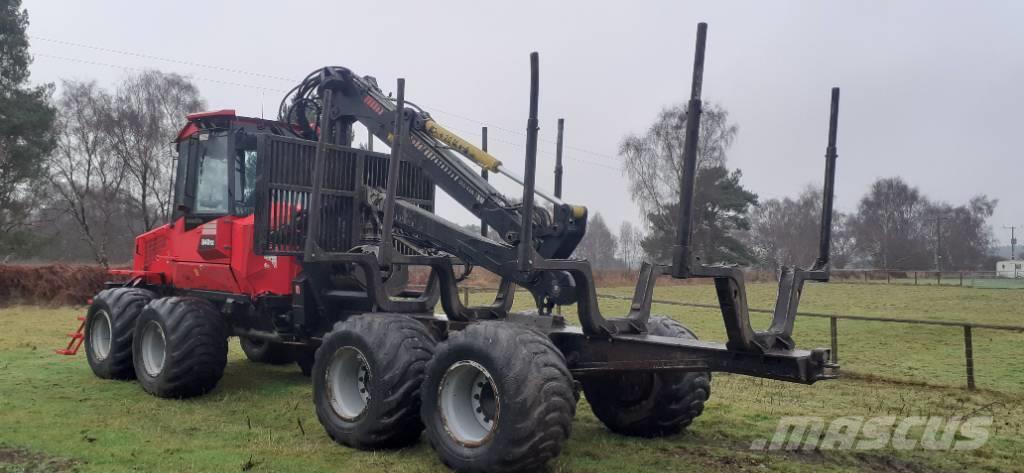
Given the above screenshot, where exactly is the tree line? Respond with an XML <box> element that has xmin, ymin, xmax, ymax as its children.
<box><xmin>0</xmin><ymin>2</ymin><xmax>999</xmax><ymax>271</ymax></box>
<box><xmin>1</xmin><ymin>0</ymin><xmax>204</xmax><ymax>265</ymax></box>
<box><xmin>574</xmin><ymin>104</ymin><xmax>999</xmax><ymax>272</ymax></box>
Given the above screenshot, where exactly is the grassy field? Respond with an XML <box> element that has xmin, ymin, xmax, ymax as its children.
<box><xmin>1</xmin><ymin>283</ymin><xmax>1022</xmax><ymax>472</ymax></box>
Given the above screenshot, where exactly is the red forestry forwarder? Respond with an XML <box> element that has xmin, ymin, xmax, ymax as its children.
<box><xmin>62</xmin><ymin>24</ymin><xmax>841</xmax><ymax>471</ymax></box>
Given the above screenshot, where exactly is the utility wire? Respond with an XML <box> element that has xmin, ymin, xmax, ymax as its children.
<box><xmin>35</xmin><ymin>53</ymin><xmax>287</xmax><ymax>93</ymax></box>
<box><xmin>31</xmin><ymin>36</ymin><xmax>296</xmax><ymax>83</ymax></box>
<box><xmin>34</xmin><ymin>43</ymin><xmax>620</xmax><ymax>171</ymax></box>
<box><xmin>33</xmin><ymin>35</ymin><xmax>623</xmax><ymax>163</ymax></box>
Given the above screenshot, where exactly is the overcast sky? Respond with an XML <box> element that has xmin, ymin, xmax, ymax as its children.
<box><xmin>22</xmin><ymin>0</ymin><xmax>1023</xmax><ymax>246</ymax></box>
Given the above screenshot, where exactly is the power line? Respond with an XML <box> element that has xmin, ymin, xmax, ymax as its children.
<box><xmin>33</xmin><ymin>41</ymin><xmax>620</xmax><ymax>172</ymax></box>
<box><xmin>33</xmin><ymin>35</ymin><xmax>622</xmax><ymax>163</ymax></box>
<box><xmin>31</xmin><ymin>36</ymin><xmax>295</xmax><ymax>83</ymax></box>
<box><xmin>35</xmin><ymin>53</ymin><xmax>287</xmax><ymax>93</ymax></box>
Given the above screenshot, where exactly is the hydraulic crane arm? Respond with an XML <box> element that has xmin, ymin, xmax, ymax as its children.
<box><xmin>280</xmin><ymin>67</ymin><xmax>586</xmax><ymax>261</ymax></box>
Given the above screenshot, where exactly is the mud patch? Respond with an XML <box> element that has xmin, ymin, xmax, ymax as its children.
<box><xmin>0</xmin><ymin>445</ymin><xmax>79</xmax><ymax>472</ymax></box>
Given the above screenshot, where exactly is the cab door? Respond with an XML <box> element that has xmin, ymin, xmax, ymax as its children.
<box><xmin>167</xmin><ymin>129</ymin><xmax>241</xmax><ymax>293</ymax></box>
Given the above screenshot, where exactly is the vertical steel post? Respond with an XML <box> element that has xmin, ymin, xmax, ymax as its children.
<box><xmin>914</xmin><ymin>271</ymin><xmax>918</xmax><ymax>285</ymax></box>
<box><xmin>554</xmin><ymin>118</ymin><xmax>565</xmax><ymax>199</ymax></box>
<box><xmin>379</xmin><ymin>79</ymin><xmax>406</xmax><ymax>265</ymax></box>
<box><xmin>367</xmin><ymin>124</ymin><xmax>374</xmax><ymax>152</ymax></box>
<box><xmin>463</xmin><ymin>286</ymin><xmax>470</xmax><ymax>306</ymax></box>
<box><xmin>303</xmin><ymin>92</ymin><xmax>334</xmax><ymax>259</ymax></box>
<box><xmin>518</xmin><ymin>52</ymin><xmax>540</xmax><ymax>272</ymax></box>
<box><xmin>480</xmin><ymin>127</ymin><xmax>489</xmax><ymax>238</ymax></box>
<box><xmin>814</xmin><ymin>88</ymin><xmax>840</xmax><ymax>270</ymax></box>
<box><xmin>829</xmin><ymin>316</ymin><xmax>838</xmax><ymax>364</ymax></box>
<box><xmin>671</xmin><ymin>22</ymin><xmax>707</xmax><ymax>278</ymax></box>
<box><xmin>963</xmin><ymin>325</ymin><xmax>976</xmax><ymax>390</ymax></box>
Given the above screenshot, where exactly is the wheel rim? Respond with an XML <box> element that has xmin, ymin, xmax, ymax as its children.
<box><xmin>140</xmin><ymin>321</ymin><xmax>166</xmax><ymax>377</ymax></box>
<box><xmin>439</xmin><ymin>360</ymin><xmax>499</xmax><ymax>446</ymax></box>
<box><xmin>325</xmin><ymin>347</ymin><xmax>371</xmax><ymax>420</ymax></box>
<box><xmin>89</xmin><ymin>309</ymin><xmax>113</xmax><ymax>361</ymax></box>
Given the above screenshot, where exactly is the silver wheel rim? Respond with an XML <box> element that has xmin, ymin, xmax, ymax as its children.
<box><xmin>140</xmin><ymin>321</ymin><xmax>166</xmax><ymax>377</ymax></box>
<box><xmin>326</xmin><ymin>347</ymin><xmax>371</xmax><ymax>420</ymax></box>
<box><xmin>439</xmin><ymin>360</ymin><xmax>498</xmax><ymax>446</ymax></box>
<box><xmin>89</xmin><ymin>309</ymin><xmax>113</xmax><ymax>360</ymax></box>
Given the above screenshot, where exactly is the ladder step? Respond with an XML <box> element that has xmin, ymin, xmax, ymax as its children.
<box><xmin>77</xmin><ymin>316</ymin><xmax>86</xmax><ymax>321</ymax></box>
<box><xmin>66</xmin><ymin>332</ymin><xmax>84</xmax><ymax>339</ymax></box>
<box><xmin>55</xmin><ymin>349</ymin><xmax>74</xmax><ymax>355</ymax></box>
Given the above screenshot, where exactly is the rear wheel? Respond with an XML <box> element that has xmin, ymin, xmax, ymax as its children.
<box><xmin>239</xmin><ymin>337</ymin><xmax>293</xmax><ymax>365</ymax></box>
<box><xmin>581</xmin><ymin>316</ymin><xmax>711</xmax><ymax>437</ymax></box>
<box><xmin>84</xmin><ymin>287</ymin><xmax>155</xmax><ymax>379</ymax></box>
<box><xmin>133</xmin><ymin>297</ymin><xmax>228</xmax><ymax>398</ymax></box>
<box><xmin>421</xmin><ymin>322</ymin><xmax>575</xmax><ymax>473</ymax></box>
<box><xmin>313</xmin><ymin>314</ymin><xmax>436</xmax><ymax>449</ymax></box>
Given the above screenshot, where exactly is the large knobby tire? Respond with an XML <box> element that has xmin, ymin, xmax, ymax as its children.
<box><xmin>84</xmin><ymin>287</ymin><xmax>155</xmax><ymax>379</ymax></box>
<box><xmin>581</xmin><ymin>316</ymin><xmax>711</xmax><ymax>437</ymax></box>
<box><xmin>239</xmin><ymin>337</ymin><xmax>293</xmax><ymax>365</ymax></box>
<box><xmin>313</xmin><ymin>314</ymin><xmax>436</xmax><ymax>449</ymax></box>
<box><xmin>132</xmin><ymin>297</ymin><xmax>228</xmax><ymax>399</ymax></box>
<box><xmin>422</xmin><ymin>322</ymin><xmax>575</xmax><ymax>473</ymax></box>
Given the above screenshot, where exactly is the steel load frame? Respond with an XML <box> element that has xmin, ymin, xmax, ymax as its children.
<box><xmin>253</xmin><ymin>22</ymin><xmax>840</xmax><ymax>384</ymax></box>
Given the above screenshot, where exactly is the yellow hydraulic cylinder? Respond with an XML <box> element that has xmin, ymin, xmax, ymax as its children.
<box><xmin>423</xmin><ymin>119</ymin><xmax>503</xmax><ymax>172</ymax></box>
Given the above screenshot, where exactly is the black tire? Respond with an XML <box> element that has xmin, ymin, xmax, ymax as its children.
<box><xmin>132</xmin><ymin>297</ymin><xmax>228</xmax><ymax>399</ymax></box>
<box><xmin>581</xmin><ymin>316</ymin><xmax>711</xmax><ymax>437</ymax></box>
<box><xmin>313</xmin><ymin>314</ymin><xmax>436</xmax><ymax>449</ymax></box>
<box><xmin>421</xmin><ymin>322</ymin><xmax>575</xmax><ymax>473</ymax></box>
<box><xmin>239</xmin><ymin>337</ymin><xmax>293</xmax><ymax>365</ymax></box>
<box><xmin>84</xmin><ymin>287</ymin><xmax>155</xmax><ymax>379</ymax></box>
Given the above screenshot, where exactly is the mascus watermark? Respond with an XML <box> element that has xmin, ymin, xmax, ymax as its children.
<box><xmin>750</xmin><ymin>416</ymin><xmax>991</xmax><ymax>451</ymax></box>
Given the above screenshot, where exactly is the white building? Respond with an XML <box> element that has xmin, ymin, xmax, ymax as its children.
<box><xmin>996</xmin><ymin>260</ymin><xmax>1023</xmax><ymax>278</ymax></box>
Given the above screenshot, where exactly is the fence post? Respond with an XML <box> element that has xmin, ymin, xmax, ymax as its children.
<box><xmin>829</xmin><ymin>316</ymin><xmax>838</xmax><ymax>364</ymax></box>
<box><xmin>962</xmin><ymin>327</ymin><xmax>978</xmax><ymax>389</ymax></box>
<box><xmin>937</xmin><ymin>271</ymin><xmax>941</xmax><ymax>285</ymax></box>
<box><xmin>864</xmin><ymin>271</ymin><xmax>869</xmax><ymax>283</ymax></box>
<box><xmin>914</xmin><ymin>272</ymin><xmax>918</xmax><ymax>285</ymax></box>
<box><xmin>963</xmin><ymin>325</ymin><xmax>976</xmax><ymax>390</ymax></box>
<box><xmin>959</xmin><ymin>272</ymin><xmax>963</xmax><ymax>287</ymax></box>
<box><xmin>463</xmin><ymin>286</ymin><xmax>470</xmax><ymax>306</ymax></box>
<box><xmin>886</xmin><ymin>271</ymin><xmax>891</xmax><ymax>284</ymax></box>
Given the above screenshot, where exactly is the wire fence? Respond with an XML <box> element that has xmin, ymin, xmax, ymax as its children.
<box><xmin>828</xmin><ymin>269</ymin><xmax>1024</xmax><ymax>289</ymax></box>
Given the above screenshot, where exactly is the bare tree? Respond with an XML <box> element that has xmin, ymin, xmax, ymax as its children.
<box><xmin>104</xmin><ymin>70</ymin><xmax>204</xmax><ymax>231</ymax></box>
<box><xmin>620</xmin><ymin>102</ymin><xmax>737</xmax><ymax>232</ymax></box>
<box><xmin>45</xmin><ymin>80</ymin><xmax>129</xmax><ymax>267</ymax></box>
<box><xmin>620</xmin><ymin>103</ymin><xmax>757</xmax><ymax>264</ymax></box>
<box><xmin>618</xmin><ymin>220</ymin><xmax>642</xmax><ymax>271</ymax></box>
<box><xmin>574</xmin><ymin>212</ymin><xmax>619</xmax><ymax>269</ymax></box>
<box><xmin>923</xmin><ymin>196</ymin><xmax>997</xmax><ymax>270</ymax></box>
<box><xmin>849</xmin><ymin>177</ymin><xmax>931</xmax><ymax>269</ymax></box>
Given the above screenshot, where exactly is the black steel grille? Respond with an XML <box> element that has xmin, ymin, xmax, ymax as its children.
<box><xmin>254</xmin><ymin>134</ymin><xmax>434</xmax><ymax>256</ymax></box>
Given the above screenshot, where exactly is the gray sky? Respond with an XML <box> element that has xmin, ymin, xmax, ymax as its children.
<box><xmin>23</xmin><ymin>0</ymin><xmax>1023</xmax><ymax>245</ymax></box>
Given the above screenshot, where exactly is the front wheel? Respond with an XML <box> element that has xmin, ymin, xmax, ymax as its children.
<box><xmin>312</xmin><ymin>314</ymin><xmax>436</xmax><ymax>449</ymax></box>
<box><xmin>84</xmin><ymin>287</ymin><xmax>155</xmax><ymax>379</ymax></box>
<box><xmin>132</xmin><ymin>297</ymin><xmax>228</xmax><ymax>399</ymax></box>
<box><xmin>581</xmin><ymin>316</ymin><xmax>711</xmax><ymax>437</ymax></box>
<box><xmin>421</xmin><ymin>322</ymin><xmax>575</xmax><ymax>473</ymax></box>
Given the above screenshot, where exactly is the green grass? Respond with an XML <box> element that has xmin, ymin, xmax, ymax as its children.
<box><xmin>1</xmin><ymin>283</ymin><xmax>1022</xmax><ymax>472</ymax></box>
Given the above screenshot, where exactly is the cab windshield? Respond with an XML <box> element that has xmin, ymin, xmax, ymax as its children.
<box><xmin>194</xmin><ymin>132</ymin><xmax>230</xmax><ymax>214</ymax></box>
